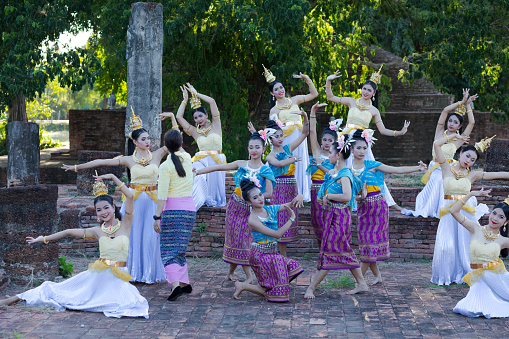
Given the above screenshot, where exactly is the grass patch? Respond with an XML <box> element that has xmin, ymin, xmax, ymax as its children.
<box><xmin>321</xmin><ymin>273</ymin><xmax>356</xmax><ymax>289</ymax></box>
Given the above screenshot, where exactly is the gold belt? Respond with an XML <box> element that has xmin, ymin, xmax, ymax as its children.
<box><xmin>444</xmin><ymin>194</ymin><xmax>466</xmax><ymax>200</ymax></box>
<box><xmin>99</xmin><ymin>258</ymin><xmax>127</xmax><ymax>267</ymax></box>
<box><xmin>129</xmin><ymin>183</ymin><xmax>157</xmax><ymax>192</ymax></box>
<box><xmin>283</xmin><ymin>121</ymin><xmax>302</xmax><ymax>127</ymax></box>
<box><xmin>345</xmin><ymin>123</ymin><xmax>367</xmax><ymax>130</ymax></box>
<box><xmin>194</xmin><ymin>150</ymin><xmax>223</xmax><ymax>156</ymax></box>
<box><xmin>471</xmin><ymin>263</ymin><xmax>493</xmax><ymax>269</ymax></box>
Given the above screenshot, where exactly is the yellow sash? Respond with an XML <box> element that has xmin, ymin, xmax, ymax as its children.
<box><xmin>191</xmin><ymin>151</ymin><xmax>226</xmax><ymax>165</ymax></box>
<box><xmin>462</xmin><ymin>258</ymin><xmax>507</xmax><ymax>286</ymax></box>
<box><xmin>88</xmin><ymin>259</ymin><xmax>132</xmax><ymax>282</ymax></box>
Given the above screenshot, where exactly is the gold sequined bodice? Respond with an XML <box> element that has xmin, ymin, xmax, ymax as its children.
<box><xmin>469</xmin><ymin>239</ymin><xmax>501</xmax><ymax>264</ymax></box>
<box><xmin>130</xmin><ymin>164</ymin><xmax>158</xmax><ymax>186</ymax></box>
<box><xmin>443</xmin><ymin>177</ymin><xmax>471</xmax><ymax>195</ymax></box>
<box><xmin>196</xmin><ymin>133</ymin><xmax>222</xmax><ymax>151</ymax></box>
<box><xmin>346</xmin><ymin>106</ymin><xmax>372</xmax><ymax>129</ymax></box>
<box><xmin>431</xmin><ymin>143</ymin><xmax>457</xmax><ymax>160</ymax></box>
<box><xmin>278</xmin><ymin>104</ymin><xmax>302</xmax><ymax>123</ymax></box>
<box><xmin>99</xmin><ymin>235</ymin><xmax>129</xmax><ymax>261</ymax></box>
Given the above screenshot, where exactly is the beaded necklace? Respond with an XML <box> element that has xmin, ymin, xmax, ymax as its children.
<box><xmin>350</xmin><ymin>166</ymin><xmax>365</xmax><ymax>177</ymax></box>
<box><xmin>275</xmin><ymin>97</ymin><xmax>293</xmax><ymax>110</ymax></box>
<box><xmin>450</xmin><ymin>161</ymin><xmax>470</xmax><ymax>179</ymax></box>
<box><xmin>482</xmin><ymin>225</ymin><xmax>500</xmax><ymax>241</ymax></box>
<box><xmin>101</xmin><ymin>219</ymin><xmax>121</xmax><ymax>238</ymax></box>
<box><xmin>196</xmin><ymin>120</ymin><xmax>212</xmax><ymax>135</ymax></box>
<box><xmin>356</xmin><ymin>98</ymin><xmax>372</xmax><ymax>111</ymax></box>
<box><xmin>133</xmin><ymin>149</ymin><xmax>152</xmax><ymax>166</ymax></box>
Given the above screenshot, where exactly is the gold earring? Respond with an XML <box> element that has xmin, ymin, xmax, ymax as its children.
<box><xmin>504</xmin><ymin>224</ymin><xmax>507</xmax><ymax>232</ymax></box>
<box><xmin>371</xmin><ymin>96</ymin><xmax>375</xmax><ymax>102</ymax></box>
<box><xmin>97</xmin><ymin>218</ymin><xmax>101</xmax><ymax>223</ymax></box>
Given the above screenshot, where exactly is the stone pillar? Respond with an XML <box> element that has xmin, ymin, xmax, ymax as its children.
<box><xmin>7</xmin><ymin>121</ymin><xmax>40</xmax><ymax>187</ymax></box>
<box><xmin>126</xmin><ymin>2</ymin><xmax>163</xmax><ymax>150</ymax></box>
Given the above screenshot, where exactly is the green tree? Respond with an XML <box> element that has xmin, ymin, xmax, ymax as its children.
<box><xmin>0</xmin><ymin>1</ymin><xmax>99</xmax><ymax>122</ymax></box>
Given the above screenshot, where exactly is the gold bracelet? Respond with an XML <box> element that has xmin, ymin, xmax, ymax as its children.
<box><xmin>182</xmin><ymin>101</ymin><xmax>187</xmax><ymax>105</ymax></box>
<box><xmin>117</xmin><ymin>183</ymin><xmax>125</xmax><ymax>190</ymax></box>
<box><xmin>461</xmin><ymin>215</ymin><xmax>467</xmax><ymax>224</ymax></box>
<box><xmin>460</xmin><ymin>198</ymin><xmax>466</xmax><ymax>205</ymax></box>
<box><xmin>393</xmin><ymin>131</ymin><xmax>396</xmax><ymax>137</ymax></box>
<box><xmin>446</xmin><ymin>136</ymin><xmax>450</xmax><ymax>142</ymax></box>
<box><xmin>306</xmin><ymin>80</ymin><xmax>312</xmax><ymax>85</ymax></box>
<box><xmin>43</xmin><ymin>236</ymin><xmax>49</xmax><ymax>244</ymax></box>
<box><xmin>74</xmin><ymin>165</ymin><xmax>77</xmax><ymax>172</ymax></box>
<box><xmin>171</xmin><ymin>125</ymin><xmax>179</xmax><ymax>130</ymax></box>
<box><xmin>467</xmin><ymin>109</ymin><xmax>473</xmax><ymax>113</ymax></box>
<box><xmin>324</xmin><ymin>85</ymin><xmax>332</xmax><ymax>88</ymax></box>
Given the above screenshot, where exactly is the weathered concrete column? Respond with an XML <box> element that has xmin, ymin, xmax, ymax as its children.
<box><xmin>126</xmin><ymin>2</ymin><xmax>163</xmax><ymax>150</ymax></box>
<box><xmin>7</xmin><ymin>121</ymin><xmax>40</xmax><ymax>186</ymax></box>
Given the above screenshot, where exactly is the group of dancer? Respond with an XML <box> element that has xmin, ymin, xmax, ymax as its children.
<box><xmin>2</xmin><ymin>65</ymin><xmax>509</xmax><ymax>320</ymax></box>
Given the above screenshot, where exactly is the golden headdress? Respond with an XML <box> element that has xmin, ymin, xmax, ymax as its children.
<box><xmin>369</xmin><ymin>65</ymin><xmax>384</xmax><ymax>85</ymax></box>
<box><xmin>129</xmin><ymin>106</ymin><xmax>143</xmax><ymax>131</ymax></box>
<box><xmin>262</xmin><ymin>64</ymin><xmax>276</xmax><ymax>83</ymax></box>
<box><xmin>504</xmin><ymin>196</ymin><xmax>509</xmax><ymax>207</ymax></box>
<box><xmin>190</xmin><ymin>93</ymin><xmax>202</xmax><ymax>110</ymax></box>
<box><xmin>93</xmin><ymin>176</ymin><xmax>108</xmax><ymax>197</ymax></box>
<box><xmin>454</xmin><ymin>103</ymin><xmax>467</xmax><ymax>116</ymax></box>
<box><xmin>474</xmin><ymin>135</ymin><xmax>496</xmax><ymax>153</ymax></box>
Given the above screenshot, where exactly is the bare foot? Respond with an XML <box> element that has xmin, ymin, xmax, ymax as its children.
<box><xmin>344</xmin><ymin>283</ymin><xmax>369</xmax><ymax>295</ymax></box>
<box><xmin>370</xmin><ymin>276</ymin><xmax>383</xmax><ymax>285</ymax></box>
<box><xmin>244</xmin><ymin>276</ymin><xmax>254</xmax><ymax>284</ymax></box>
<box><xmin>304</xmin><ymin>286</ymin><xmax>316</xmax><ymax>299</ymax></box>
<box><xmin>226</xmin><ymin>273</ymin><xmax>238</xmax><ymax>282</ymax></box>
<box><xmin>233</xmin><ymin>281</ymin><xmax>244</xmax><ymax>300</ymax></box>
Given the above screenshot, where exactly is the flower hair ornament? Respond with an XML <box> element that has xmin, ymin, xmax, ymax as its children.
<box><xmin>247</xmin><ymin>174</ymin><xmax>261</xmax><ymax>188</ymax></box>
<box><xmin>361</xmin><ymin>129</ymin><xmax>377</xmax><ymax>147</ymax></box>
<box><xmin>329</xmin><ymin>118</ymin><xmax>343</xmax><ymax>132</ymax></box>
<box><xmin>258</xmin><ymin>128</ymin><xmax>277</xmax><ymax>145</ymax></box>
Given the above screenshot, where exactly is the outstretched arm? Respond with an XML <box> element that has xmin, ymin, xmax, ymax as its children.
<box><xmin>195</xmin><ymin>160</ymin><xmax>242</xmax><ymax>175</ymax></box>
<box><xmin>475</xmin><ymin>171</ymin><xmax>509</xmax><ymax>181</ymax></box>
<box><xmin>436</xmin><ymin>89</ymin><xmax>469</xmax><ymax>138</ymax></box>
<box><xmin>325</xmin><ymin>71</ymin><xmax>353</xmax><ymax>106</ymax></box>
<box><xmin>376</xmin><ymin>162</ymin><xmax>427</xmax><ymax>174</ymax></box>
<box><xmin>309</xmin><ymin>102</ymin><xmax>327</xmax><ymax>158</ymax></box>
<box><xmin>372</xmin><ymin>110</ymin><xmax>410</xmax><ymax>137</ymax></box>
<box><xmin>292</xmin><ymin>73</ymin><xmax>318</xmax><ymax>105</ymax></box>
<box><xmin>289</xmin><ymin>108</ymin><xmax>309</xmax><ymax>152</ymax></box>
<box><xmin>26</xmin><ymin>227</ymin><xmax>100</xmax><ymax>245</ymax></box>
<box><xmin>62</xmin><ymin>157</ymin><xmax>126</xmax><ymax>172</ymax></box>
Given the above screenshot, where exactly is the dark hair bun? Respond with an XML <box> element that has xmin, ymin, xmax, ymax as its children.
<box><xmin>352</xmin><ymin>129</ymin><xmax>364</xmax><ymax>138</ymax></box>
<box><xmin>266</xmin><ymin>120</ymin><xmax>281</xmax><ymax>130</ymax></box>
<box><xmin>240</xmin><ymin>178</ymin><xmax>256</xmax><ymax>192</ymax></box>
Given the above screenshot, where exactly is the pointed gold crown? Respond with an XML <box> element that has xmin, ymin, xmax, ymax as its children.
<box><xmin>474</xmin><ymin>135</ymin><xmax>496</xmax><ymax>153</ymax></box>
<box><xmin>262</xmin><ymin>64</ymin><xmax>276</xmax><ymax>83</ymax></box>
<box><xmin>454</xmin><ymin>103</ymin><xmax>467</xmax><ymax>116</ymax></box>
<box><xmin>129</xmin><ymin>106</ymin><xmax>143</xmax><ymax>130</ymax></box>
<box><xmin>369</xmin><ymin>65</ymin><xmax>383</xmax><ymax>85</ymax></box>
<box><xmin>93</xmin><ymin>178</ymin><xmax>108</xmax><ymax>197</ymax></box>
<box><xmin>190</xmin><ymin>93</ymin><xmax>202</xmax><ymax>110</ymax></box>
<box><xmin>503</xmin><ymin>195</ymin><xmax>509</xmax><ymax>207</ymax></box>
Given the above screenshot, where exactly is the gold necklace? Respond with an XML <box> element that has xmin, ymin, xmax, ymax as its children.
<box><xmin>350</xmin><ymin>165</ymin><xmax>365</xmax><ymax>177</ymax></box>
<box><xmin>133</xmin><ymin>149</ymin><xmax>152</xmax><ymax>166</ymax></box>
<box><xmin>450</xmin><ymin>161</ymin><xmax>470</xmax><ymax>179</ymax></box>
<box><xmin>101</xmin><ymin>219</ymin><xmax>121</xmax><ymax>236</ymax></box>
<box><xmin>482</xmin><ymin>225</ymin><xmax>500</xmax><ymax>241</ymax></box>
<box><xmin>275</xmin><ymin>97</ymin><xmax>293</xmax><ymax>110</ymax></box>
<box><xmin>356</xmin><ymin>98</ymin><xmax>372</xmax><ymax>110</ymax></box>
<box><xmin>196</xmin><ymin>120</ymin><xmax>212</xmax><ymax>135</ymax></box>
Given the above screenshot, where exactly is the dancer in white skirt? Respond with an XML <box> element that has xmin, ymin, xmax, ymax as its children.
<box><xmin>262</xmin><ymin>65</ymin><xmax>318</xmax><ymax>202</ymax></box>
<box><xmin>0</xmin><ymin>174</ymin><xmax>149</xmax><ymax>319</ymax></box>
<box><xmin>63</xmin><ymin>110</ymin><xmax>168</xmax><ymax>284</ymax></box>
<box><xmin>325</xmin><ymin>68</ymin><xmax>409</xmax><ymax>210</ymax></box>
<box><xmin>431</xmin><ymin>134</ymin><xmax>509</xmax><ymax>285</ymax></box>
<box><xmin>402</xmin><ymin>89</ymin><xmax>477</xmax><ymax>217</ymax></box>
<box><xmin>449</xmin><ymin>189</ymin><xmax>509</xmax><ymax>318</ymax></box>
<box><xmin>174</xmin><ymin>83</ymin><xmax>226</xmax><ymax>209</ymax></box>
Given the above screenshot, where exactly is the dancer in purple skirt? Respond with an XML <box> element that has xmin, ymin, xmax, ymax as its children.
<box><xmin>305</xmin><ymin>136</ymin><xmax>369</xmax><ymax>298</ymax></box>
<box><xmin>266</xmin><ymin>108</ymin><xmax>308</xmax><ymax>256</ymax></box>
<box><xmin>349</xmin><ymin>129</ymin><xmax>426</xmax><ymax>284</ymax></box>
<box><xmin>233</xmin><ymin>179</ymin><xmax>304</xmax><ymax>302</ymax></box>
<box><xmin>195</xmin><ymin>132</ymin><xmax>276</xmax><ymax>283</ymax></box>
<box><xmin>307</xmin><ymin>102</ymin><xmax>337</xmax><ymax>244</ymax></box>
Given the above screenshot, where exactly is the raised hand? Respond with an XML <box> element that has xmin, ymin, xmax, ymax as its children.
<box><xmin>94</xmin><ymin>173</ymin><xmax>114</xmax><ymax>181</ymax></box>
<box><xmin>361</xmin><ymin>182</ymin><xmax>368</xmax><ymax>200</ymax></box>
<box><xmin>466</xmin><ymin>94</ymin><xmax>478</xmax><ymax>105</ymax></box>
<box><xmin>185</xmin><ymin>83</ymin><xmax>198</xmax><ymax>96</ymax></box>
<box><xmin>291</xmin><ymin>155</ymin><xmax>302</xmax><ymax>163</ymax></box>
<box><xmin>290</xmin><ymin>107</ymin><xmax>308</xmax><ymax>118</ymax></box>
<box><xmin>455</xmin><ymin>134</ymin><xmax>470</xmax><ymax>144</ymax></box>
<box><xmin>61</xmin><ymin>164</ymin><xmax>75</xmax><ymax>172</ymax></box>
<box><xmin>400</xmin><ymin>120</ymin><xmax>411</xmax><ymax>135</ymax></box>
<box><xmin>247</xmin><ymin>121</ymin><xmax>256</xmax><ymax>134</ymax></box>
<box><xmin>180</xmin><ymin>85</ymin><xmax>189</xmax><ymax>102</ymax></box>
<box><xmin>291</xmin><ymin>194</ymin><xmax>304</xmax><ymax>208</ymax></box>
<box><xmin>471</xmin><ymin>187</ymin><xmax>492</xmax><ymax>197</ymax></box>
<box><xmin>417</xmin><ymin>161</ymin><xmax>427</xmax><ymax>172</ymax></box>
<box><xmin>326</xmin><ymin>70</ymin><xmax>342</xmax><ymax>82</ymax></box>
<box><xmin>283</xmin><ymin>204</ymin><xmax>296</xmax><ymax>220</ymax></box>
<box><xmin>292</xmin><ymin>72</ymin><xmax>308</xmax><ymax>80</ymax></box>
<box><xmin>157</xmin><ymin>112</ymin><xmax>174</xmax><ymax>121</ymax></box>
<box><xmin>311</xmin><ymin>101</ymin><xmax>327</xmax><ymax>113</ymax></box>
<box><xmin>461</xmin><ymin>88</ymin><xmax>470</xmax><ymax>104</ymax></box>
<box><xmin>26</xmin><ymin>235</ymin><xmax>43</xmax><ymax>245</ymax></box>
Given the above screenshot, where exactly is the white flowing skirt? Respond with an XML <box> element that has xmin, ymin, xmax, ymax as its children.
<box><xmin>431</xmin><ymin>197</ymin><xmax>489</xmax><ymax>285</ymax></box>
<box><xmin>401</xmin><ymin>161</ymin><xmax>443</xmax><ymax>218</ymax></box>
<box><xmin>192</xmin><ymin>154</ymin><xmax>226</xmax><ymax>209</ymax></box>
<box><xmin>17</xmin><ymin>267</ymin><xmax>149</xmax><ymax>318</ymax></box>
<box><xmin>454</xmin><ymin>270</ymin><xmax>509</xmax><ymax>318</ymax></box>
<box><xmin>345</xmin><ymin>145</ymin><xmax>396</xmax><ymax>207</ymax></box>
<box><xmin>282</xmin><ymin>128</ymin><xmax>311</xmax><ymax>202</ymax></box>
<box><xmin>120</xmin><ymin>191</ymin><xmax>166</xmax><ymax>284</ymax></box>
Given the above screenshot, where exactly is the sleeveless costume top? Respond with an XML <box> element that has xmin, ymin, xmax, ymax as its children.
<box><xmin>233</xmin><ymin>164</ymin><xmax>276</xmax><ymax>197</ymax></box>
<box><xmin>192</xmin><ymin>133</ymin><xmax>226</xmax><ymax>164</ymax></box>
<box><xmin>88</xmin><ymin>235</ymin><xmax>132</xmax><ymax>282</ymax></box>
<box><xmin>438</xmin><ymin>176</ymin><xmax>476</xmax><ymax>218</ymax></box>
<box><xmin>271</xmin><ymin>104</ymin><xmax>303</xmax><ymax>138</ymax></box>
<box><xmin>462</xmin><ymin>239</ymin><xmax>507</xmax><ymax>286</ymax></box>
<box><xmin>342</xmin><ymin>105</ymin><xmax>372</xmax><ymax>134</ymax></box>
<box><xmin>422</xmin><ymin>132</ymin><xmax>460</xmax><ymax>184</ymax></box>
<box><xmin>128</xmin><ymin>163</ymin><xmax>159</xmax><ymax>203</ymax></box>
<box><xmin>317</xmin><ymin>168</ymin><xmax>357</xmax><ymax>209</ymax></box>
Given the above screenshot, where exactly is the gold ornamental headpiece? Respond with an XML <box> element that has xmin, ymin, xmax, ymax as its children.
<box><xmin>262</xmin><ymin>64</ymin><xmax>276</xmax><ymax>83</ymax></box>
<box><xmin>474</xmin><ymin>135</ymin><xmax>496</xmax><ymax>153</ymax></box>
<box><xmin>190</xmin><ymin>93</ymin><xmax>202</xmax><ymax>110</ymax></box>
<box><xmin>503</xmin><ymin>196</ymin><xmax>509</xmax><ymax>207</ymax></box>
<box><xmin>129</xmin><ymin>106</ymin><xmax>143</xmax><ymax>131</ymax></box>
<box><xmin>454</xmin><ymin>103</ymin><xmax>467</xmax><ymax>116</ymax></box>
<box><xmin>369</xmin><ymin>65</ymin><xmax>384</xmax><ymax>85</ymax></box>
<box><xmin>93</xmin><ymin>171</ymin><xmax>108</xmax><ymax>197</ymax></box>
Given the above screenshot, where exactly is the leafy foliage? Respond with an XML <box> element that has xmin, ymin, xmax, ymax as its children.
<box><xmin>58</xmin><ymin>256</ymin><xmax>74</xmax><ymax>278</ymax></box>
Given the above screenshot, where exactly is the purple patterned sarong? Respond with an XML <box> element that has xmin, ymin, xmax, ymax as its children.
<box><xmin>272</xmin><ymin>176</ymin><xmax>299</xmax><ymax>243</ymax></box>
<box><xmin>357</xmin><ymin>192</ymin><xmax>390</xmax><ymax>263</ymax></box>
<box><xmin>249</xmin><ymin>242</ymin><xmax>303</xmax><ymax>302</ymax></box>
<box><xmin>223</xmin><ymin>194</ymin><xmax>253</xmax><ymax>265</ymax></box>
<box><xmin>318</xmin><ymin>202</ymin><xmax>360</xmax><ymax>270</ymax></box>
<box><xmin>311</xmin><ymin>180</ymin><xmax>325</xmax><ymax>244</ymax></box>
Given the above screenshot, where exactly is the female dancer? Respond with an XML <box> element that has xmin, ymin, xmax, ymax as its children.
<box><xmin>154</xmin><ymin>129</ymin><xmax>196</xmax><ymax>301</ymax></box>
<box><xmin>449</xmin><ymin>189</ymin><xmax>509</xmax><ymax>318</ymax></box>
<box><xmin>326</xmin><ymin>68</ymin><xmax>409</xmax><ymax>209</ymax></box>
<box><xmin>307</xmin><ymin>101</ymin><xmax>337</xmax><ymax>244</ymax></box>
<box><xmin>431</xmin><ymin>134</ymin><xmax>509</xmax><ymax>285</ymax></box>
<box><xmin>349</xmin><ymin>129</ymin><xmax>427</xmax><ymax>284</ymax></box>
<box><xmin>402</xmin><ymin>89</ymin><xmax>477</xmax><ymax>217</ymax></box>
<box><xmin>263</xmin><ymin>65</ymin><xmax>318</xmax><ymax>202</ymax></box>
<box><xmin>0</xmin><ymin>174</ymin><xmax>149</xmax><ymax>318</ymax></box>
<box><xmin>195</xmin><ymin>131</ymin><xmax>276</xmax><ymax>283</ymax></box>
<box><xmin>266</xmin><ymin>109</ymin><xmax>309</xmax><ymax>256</ymax></box>
<box><xmin>175</xmin><ymin>83</ymin><xmax>226</xmax><ymax>208</ymax></box>
<box><xmin>233</xmin><ymin>178</ymin><xmax>304</xmax><ymax>302</ymax></box>
<box><xmin>61</xmin><ymin>112</ymin><xmax>168</xmax><ymax>284</ymax></box>
<box><xmin>304</xmin><ymin>136</ymin><xmax>369</xmax><ymax>298</ymax></box>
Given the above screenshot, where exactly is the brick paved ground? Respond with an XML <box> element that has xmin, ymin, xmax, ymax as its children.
<box><xmin>1</xmin><ymin>257</ymin><xmax>509</xmax><ymax>338</ymax></box>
